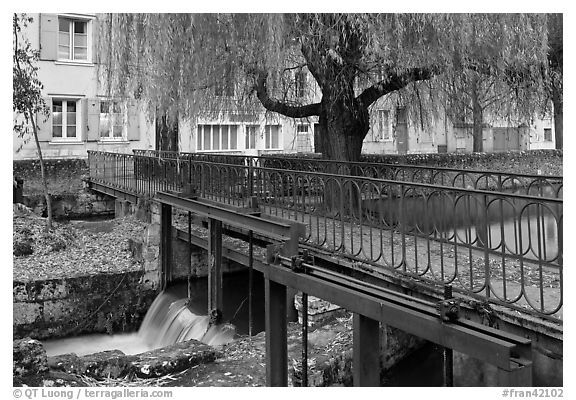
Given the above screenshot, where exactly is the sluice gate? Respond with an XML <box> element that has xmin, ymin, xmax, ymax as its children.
<box><xmin>155</xmin><ymin>190</ymin><xmax>533</xmax><ymax>387</ymax></box>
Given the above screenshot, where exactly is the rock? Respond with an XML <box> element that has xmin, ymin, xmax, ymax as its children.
<box><xmin>46</xmin><ymin>340</ymin><xmax>218</xmax><ymax>381</ymax></box>
<box><xmin>48</xmin><ymin>353</ymin><xmax>85</xmax><ymax>375</ymax></box>
<box><xmin>83</xmin><ymin>350</ymin><xmax>137</xmax><ymax>379</ymax></box>
<box><xmin>49</xmin><ymin>350</ymin><xmax>137</xmax><ymax>379</ymax></box>
<box><xmin>13</xmin><ymin>337</ymin><xmax>49</xmax><ymax>377</ymax></box>
<box><xmin>132</xmin><ymin>339</ymin><xmax>218</xmax><ymax>378</ymax></box>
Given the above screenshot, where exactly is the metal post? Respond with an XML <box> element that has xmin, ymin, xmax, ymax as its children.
<box><xmin>208</xmin><ymin>218</ymin><xmax>223</xmax><ymax>319</ymax></box>
<box><xmin>443</xmin><ymin>285</ymin><xmax>454</xmax><ymax>387</ymax></box>
<box><xmin>187</xmin><ymin>211</ymin><xmax>192</xmax><ymax>300</ymax></box>
<box><xmin>301</xmin><ymin>292</ymin><xmax>308</xmax><ymax>387</ymax></box>
<box><xmin>248</xmin><ymin>229</ymin><xmax>254</xmax><ymax>337</ymax></box>
<box><xmin>353</xmin><ymin>313</ymin><xmax>380</xmax><ymax>386</ymax></box>
<box><xmin>160</xmin><ymin>203</ymin><xmax>172</xmax><ymax>290</ymax></box>
<box><xmin>248</xmin><ymin>162</ymin><xmax>254</xmax><ymax>197</ymax></box>
<box><xmin>265</xmin><ymin>277</ymin><xmax>287</xmax><ymax>386</ymax></box>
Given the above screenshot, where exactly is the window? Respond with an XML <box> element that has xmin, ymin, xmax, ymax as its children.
<box><xmin>197</xmin><ymin>125</ymin><xmax>238</xmax><ymax>151</ymax></box>
<box><xmin>296</xmin><ymin>124</ymin><xmax>312</xmax><ymax>152</ymax></box>
<box><xmin>58</xmin><ymin>17</ymin><xmax>88</xmax><ymax>61</ymax></box>
<box><xmin>99</xmin><ymin>100</ymin><xmax>124</xmax><ymax>139</ymax></box>
<box><xmin>265</xmin><ymin>125</ymin><xmax>280</xmax><ymax>149</ymax></box>
<box><xmin>375</xmin><ymin>109</ymin><xmax>390</xmax><ymax>141</ymax></box>
<box><xmin>544</xmin><ymin>128</ymin><xmax>552</xmax><ymax>141</ymax></box>
<box><xmin>245</xmin><ymin>126</ymin><xmax>257</xmax><ymax>149</ymax></box>
<box><xmin>295</xmin><ymin>71</ymin><xmax>307</xmax><ymax>98</ymax></box>
<box><xmin>52</xmin><ymin>99</ymin><xmax>78</xmax><ymax>139</ymax></box>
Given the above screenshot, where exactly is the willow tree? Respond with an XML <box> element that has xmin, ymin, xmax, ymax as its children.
<box><xmin>547</xmin><ymin>13</ymin><xmax>562</xmax><ymax>149</ymax></box>
<box><xmin>101</xmin><ymin>13</ymin><xmax>549</xmax><ymax>161</ymax></box>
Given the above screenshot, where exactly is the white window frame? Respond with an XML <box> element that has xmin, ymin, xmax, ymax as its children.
<box><xmin>51</xmin><ymin>97</ymin><xmax>81</xmax><ymax>142</ymax></box>
<box><xmin>544</xmin><ymin>128</ymin><xmax>553</xmax><ymax>142</ymax></box>
<box><xmin>57</xmin><ymin>14</ymin><xmax>93</xmax><ymax>63</ymax></box>
<box><xmin>264</xmin><ymin>124</ymin><xmax>281</xmax><ymax>149</ymax></box>
<box><xmin>296</xmin><ymin>124</ymin><xmax>312</xmax><ymax>152</ymax></box>
<box><xmin>245</xmin><ymin>125</ymin><xmax>258</xmax><ymax>150</ymax></box>
<box><xmin>99</xmin><ymin>99</ymin><xmax>127</xmax><ymax>141</ymax></box>
<box><xmin>197</xmin><ymin>124</ymin><xmax>238</xmax><ymax>152</ymax></box>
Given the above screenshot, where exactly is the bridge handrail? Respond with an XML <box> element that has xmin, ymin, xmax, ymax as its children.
<box><xmin>132</xmin><ymin>149</ymin><xmax>563</xmax><ymax>198</ymax></box>
<box><xmin>88</xmin><ymin>150</ymin><xmax>563</xmax><ymax>321</ymax></box>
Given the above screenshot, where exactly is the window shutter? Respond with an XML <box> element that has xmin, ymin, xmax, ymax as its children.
<box><xmin>127</xmin><ymin>101</ymin><xmax>140</xmax><ymax>141</ymax></box>
<box><xmin>81</xmin><ymin>99</ymin><xmax>88</xmax><ymax>141</ymax></box>
<box><xmin>91</xmin><ymin>18</ymin><xmax>99</xmax><ymax>64</ymax></box>
<box><xmin>36</xmin><ymin>97</ymin><xmax>52</xmax><ymax>141</ymax></box>
<box><xmin>39</xmin><ymin>14</ymin><xmax>58</xmax><ymax>61</ymax></box>
<box><xmin>87</xmin><ymin>98</ymin><xmax>100</xmax><ymax>142</ymax></box>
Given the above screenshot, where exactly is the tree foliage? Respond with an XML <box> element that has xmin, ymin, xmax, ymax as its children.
<box><xmin>100</xmin><ymin>13</ymin><xmax>551</xmax><ymax>160</ymax></box>
<box><xmin>13</xmin><ymin>14</ymin><xmax>48</xmax><ymax>138</ymax></box>
<box><xmin>546</xmin><ymin>13</ymin><xmax>562</xmax><ymax>149</ymax></box>
<box><xmin>13</xmin><ymin>13</ymin><xmax>52</xmax><ymax>230</ymax></box>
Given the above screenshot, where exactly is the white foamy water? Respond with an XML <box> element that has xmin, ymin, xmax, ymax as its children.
<box><xmin>43</xmin><ymin>291</ymin><xmax>236</xmax><ymax>357</ymax></box>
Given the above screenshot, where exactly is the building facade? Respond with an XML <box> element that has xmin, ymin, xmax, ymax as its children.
<box><xmin>13</xmin><ymin>13</ymin><xmax>154</xmax><ymax>161</ymax></box>
<box><xmin>14</xmin><ymin>14</ymin><xmax>555</xmax><ymax>161</ymax></box>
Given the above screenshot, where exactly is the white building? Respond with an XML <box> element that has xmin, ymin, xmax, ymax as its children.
<box><xmin>13</xmin><ymin>13</ymin><xmax>154</xmax><ymax>161</ymax></box>
<box><xmin>14</xmin><ymin>13</ymin><xmax>556</xmax><ymax>161</ymax></box>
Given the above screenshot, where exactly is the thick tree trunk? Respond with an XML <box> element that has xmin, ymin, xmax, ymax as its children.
<box><xmin>316</xmin><ymin>98</ymin><xmax>369</xmax><ymax>217</ymax></box>
<box><xmin>317</xmin><ymin>99</ymin><xmax>368</xmax><ymax>162</ymax></box>
<box><xmin>552</xmin><ymin>88</ymin><xmax>563</xmax><ymax>150</ymax></box>
<box><xmin>155</xmin><ymin>113</ymin><xmax>179</xmax><ymax>152</ymax></box>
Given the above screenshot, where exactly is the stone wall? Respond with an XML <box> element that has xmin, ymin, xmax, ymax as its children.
<box><xmin>13</xmin><ymin>271</ymin><xmax>156</xmax><ymax>340</ymax></box>
<box><xmin>135</xmin><ymin>201</ymin><xmax>247</xmax><ymax>285</ymax></box>
<box><xmin>24</xmin><ymin>191</ymin><xmax>115</xmax><ymax>219</ymax></box>
<box><xmin>13</xmin><ymin>158</ymin><xmax>89</xmax><ymax>196</ymax></box>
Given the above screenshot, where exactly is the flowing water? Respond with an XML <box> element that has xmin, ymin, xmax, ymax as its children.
<box><xmin>43</xmin><ymin>290</ymin><xmax>237</xmax><ymax>357</ymax></box>
<box><xmin>42</xmin><ymin>268</ymin><xmax>448</xmax><ymax>385</ymax></box>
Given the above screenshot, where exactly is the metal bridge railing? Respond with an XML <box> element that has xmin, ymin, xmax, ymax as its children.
<box><xmin>133</xmin><ymin>149</ymin><xmax>563</xmax><ymax>199</ymax></box>
<box><xmin>89</xmin><ymin>150</ymin><xmax>563</xmax><ymax>321</ymax></box>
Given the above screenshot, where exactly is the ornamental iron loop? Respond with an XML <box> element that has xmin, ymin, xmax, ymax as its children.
<box><xmin>133</xmin><ymin>149</ymin><xmax>563</xmax><ymax>199</ymax></box>
<box><xmin>88</xmin><ymin>150</ymin><xmax>563</xmax><ymax>321</ymax></box>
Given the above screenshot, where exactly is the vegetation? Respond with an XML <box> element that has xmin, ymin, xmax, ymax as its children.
<box><xmin>13</xmin><ymin>13</ymin><xmax>52</xmax><ymax>229</ymax></box>
<box><xmin>546</xmin><ymin>14</ymin><xmax>563</xmax><ymax>149</ymax></box>
<box><xmin>101</xmin><ymin>13</ymin><xmax>556</xmax><ymax>161</ymax></box>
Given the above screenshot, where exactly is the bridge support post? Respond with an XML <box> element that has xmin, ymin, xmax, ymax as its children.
<box><xmin>353</xmin><ymin>313</ymin><xmax>380</xmax><ymax>387</ymax></box>
<box><xmin>265</xmin><ymin>278</ymin><xmax>287</xmax><ymax>386</ymax></box>
<box><xmin>497</xmin><ymin>359</ymin><xmax>533</xmax><ymax>387</ymax></box>
<box><xmin>160</xmin><ymin>203</ymin><xmax>172</xmax><ymax>290</ymax></box>
<box><xmin>208</xmin><ymin>218</ymin><xmax>223</xmax><ymax>320</ymax></box>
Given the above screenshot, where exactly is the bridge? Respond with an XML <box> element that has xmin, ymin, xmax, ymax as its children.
<box><xmin>86</xmin><ymin>149</ymin><xmax>563</xmax><ymax>386</ymax></box>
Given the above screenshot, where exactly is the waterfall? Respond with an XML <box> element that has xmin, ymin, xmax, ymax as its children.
<box><xmin>43</xmin><ymin>291</ymin><xmax>236</xmax><ymax>357</ymax></box>
<box><xmin>138</xmin><ymin>291</ymin><xmax>236</xmax><ymax>349</ymax></box>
